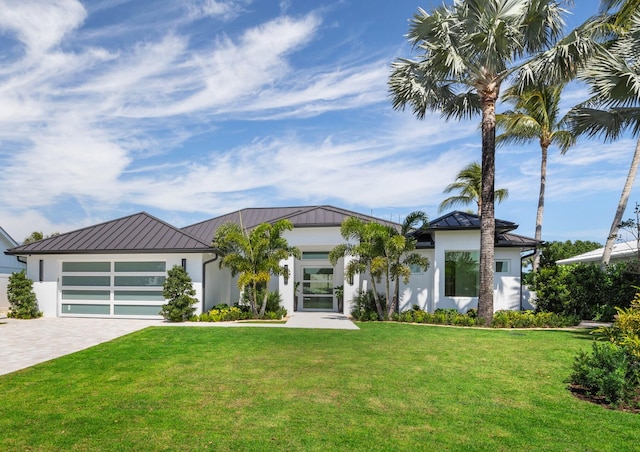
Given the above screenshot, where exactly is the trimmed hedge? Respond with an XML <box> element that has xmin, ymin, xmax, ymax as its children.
<box><xmin>491</xmin><ymin>310</ymin><xmax>580</xmax><ymax>328</ymax></box>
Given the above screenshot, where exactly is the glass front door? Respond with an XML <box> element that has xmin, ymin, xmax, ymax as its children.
<box><xmin>301</xmin><ymin>267</ymin><xmax>334</xmax><ymax>310</ymax></box>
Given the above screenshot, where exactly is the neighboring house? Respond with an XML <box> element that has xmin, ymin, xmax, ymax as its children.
<box><xmin>1</xmin><ymin>226</ymin><xmax>26</xmax><ymax>311</ymax></box>
<box><xmin>4</xmin><ymin>206</ymin><xmax>538</xmax><ymax>319</ymax></box>
<box><xmin>556</xmin><ymin>240</ymin><xmax>640</xmax><ymax>265</ymax></box>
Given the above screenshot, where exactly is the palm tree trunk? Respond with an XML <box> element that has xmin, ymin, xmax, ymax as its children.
<box><xmin>602</xmin><ymin>137</ymin><xmax>640</xmax><ymax>266</ymax></box>
<box><xmin>478</xmin><ymin>88</ymin><xmax>498</xmax><ymax>325</ymax></box>
<box><xmin>259</xmin><ymin>288</ymin><xmax>268</xmax><ymax>318</ymax></box>
<box><xmin>384</xmin><ymin>269</ymin><xmax>393</xmax><ymax>319</ymax></box>
<box><xmin>389</xmin><ymin>278</ymin><xmax>399</xmax><ymax>319</ymax></box>
<box><xmin>250</xmin><ymin>282</ymin><xmax>259</xmax><ymax>318</ymax></box>
<box><xmin>369</xmin><ymin>273</ymin><xmax>384</xmax><ymax>320</ymax></box>
<box><xmin>532</xmin><ymin>143</ymin><xmax>548</xmax><ymax>272</ymax></box>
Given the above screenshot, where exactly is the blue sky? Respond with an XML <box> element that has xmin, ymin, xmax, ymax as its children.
<box><xmin>0</xmin><ymin>0</ymin><xmax>634</xmax><ymax>245</ymax></box>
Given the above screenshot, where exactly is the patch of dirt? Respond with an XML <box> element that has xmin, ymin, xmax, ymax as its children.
<box><xmin>568</xmin><ymin>384</ymin><xmax>640</xmax><ymax>414</ymax></box>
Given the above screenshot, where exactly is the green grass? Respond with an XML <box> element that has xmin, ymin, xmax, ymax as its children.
<box><xmin>1</xmin><ymin>323</ymin><xmax>639</xmax><ymax>451</ymax></box>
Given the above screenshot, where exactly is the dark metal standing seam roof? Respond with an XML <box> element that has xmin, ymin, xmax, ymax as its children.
<box><xmin>411</xmin><ymin>211</ymin><xmax>538</xmax><ymax>250</ymax></box>
<box><xmin>5</xmin><ymin>212</ymin><xmax>214</xmax><ymax>255</ymax></box>
<box><xmin>428</xmin><ymin>211</ymin><xmax>518</xmax><ymax>233</ymax></box>
<box><xmin>181</xmin><ymin>205</ymin><xmax>401</xmax><ymax>243</ymax></box>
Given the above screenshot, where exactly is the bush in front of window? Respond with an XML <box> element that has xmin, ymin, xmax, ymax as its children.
<box><xmin>7</xmin><ymin>270</ymin><xmax>42</xmax><ymax>319</ymax></box>
<box><xmin>160</xmin><ymin>265</ymin><xmax>198</xmax><ymax>322</ymax></box>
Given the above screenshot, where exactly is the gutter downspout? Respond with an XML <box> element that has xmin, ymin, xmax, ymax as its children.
<box><xmin>520</xmin><ymin>249</ymin><xmax>536</xmax><ymax>311</ymax></box>
<box><xmin>202</xmin><ymin>255</ymin><xmax>219</xmax><ymax>314</ymax></box>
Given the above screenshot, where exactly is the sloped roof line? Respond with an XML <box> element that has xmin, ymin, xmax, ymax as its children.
<box><xmin>427</xmin><ymin>210</ymin><xmax>518</xmax><ymax>232</ymax></box>
<box><xmin>181</xmin><ymin>205</ymin><xmax>402</xmax><ymax>243</ymax></box>
<box><xmin>557</xmin><ymin>240</ymin><xmax>638</xmax><ymax>265</ymax></box>
<box><xmin>6</xmin><ymin>212</ymin><xmax>213</xmax><ymax>255</ymax></box>
<box><xmin>0</xmin><ymin>226</ymin><xmax>19</xmax><ymax>247</ymax></box>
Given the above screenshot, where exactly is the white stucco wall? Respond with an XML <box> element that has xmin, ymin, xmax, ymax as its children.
<box><xmin>398</xmin><ymin>249</ymin><xmax>435</xmax><ymax>312</ymax></box>
<box><xmin>428</xmin><ymin>230</ymin><xmax>523</xmax><ymax>313</ymax></box>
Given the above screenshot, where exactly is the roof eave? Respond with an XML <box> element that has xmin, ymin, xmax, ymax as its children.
<box><xmin>5</xmin><ymin>247</ymin><xmax>217</xmax><ymax>256</ymax></box>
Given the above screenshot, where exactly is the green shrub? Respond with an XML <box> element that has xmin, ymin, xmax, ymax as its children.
<box><xmin>160</xmin><ymin>265</ymin><xmax>198</xmax><ymax>322</ymax></box>
<box><xmin>7</xmin><ymin>270</ymin><xmax>42</xmax><ymax>319</ymax></box>
<box><xmin>593</xmin><ymin>293</ymin><xmax>640</xmax><ymax>359</ymax></box>
<box><xmin>194</xmin><ymin>296</ymin><xmax>286</xmax><ymax>322</ymax></box>
<box><xmin>350</xmin><ymin>290</ymin><xmax>386</xmax><ymax>321</ymax></box>
<box><xmin>241</xmin><ymin>289</ymin><xmax>286</xmax><ymax>319</ymax></box>
<box><xmin>394</xmin><ymin>307</ymin><xmax>484</xmax><ymax>326</ymax></box>
<box><xmin>568</xmin><ymin>342</ymin><xmax>640</xmax><ymax>405</ymax></box>
<box><xmin>490</xmin><ymin>310</ymin><xmax>579</xmax><ymax>328</ymax></box>
<box><xmin>532</xmin><ymin>262</ymin><xmax>637</xmax><ymax>321</ymax></box>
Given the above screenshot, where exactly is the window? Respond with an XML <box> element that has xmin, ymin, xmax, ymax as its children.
<box><xmin>445</xmin><ymin>251</ymin><xmax>479</xmax><ymax>297</ymax></box>
<box><xmin>410</xmin><ymin>263</ymin><xmax>424</xmax><ymax>274</ymax></box>
<box><xmin>495</xmin><ymin>260</ymin><xmax>510</xmax><ymax>273</ymax></box>
<box><xmin>302</xmin><ymin>252</ymin><xmax>330</xmax><ymax>260</ymax></box>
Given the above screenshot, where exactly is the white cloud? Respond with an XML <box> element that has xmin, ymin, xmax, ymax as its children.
<box><xmin>0</xmin><ymin>0</ymin><xmax>86</xmax><ymax>56</ymax></box>
<box><xmin>0</xmin><ymin>118</ymin><xmax>130</xmax><ymax>208</ymax></box>
<box><xmin>185</xmin><ymin>0</ymin><xmax>249</xmax><ymax>21</ymax></box>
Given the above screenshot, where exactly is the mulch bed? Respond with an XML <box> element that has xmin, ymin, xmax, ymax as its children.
<box><xmin>568</xmin><ymin>384</ymin><xmax>640</xmax><ymax>414</ymax></box>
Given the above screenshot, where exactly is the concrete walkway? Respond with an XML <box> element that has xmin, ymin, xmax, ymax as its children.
<box><xmin>285</xmin><ymin>312</ymin><xmax>359</xmax><ymax>330</ymax></box>
<box><xmin>0</xmin><ymin>312</ymin><xmax>357</xmax><ymax>376</ymax></box>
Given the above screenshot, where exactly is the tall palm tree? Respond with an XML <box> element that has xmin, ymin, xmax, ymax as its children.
<box><xmin>213</xmin><ymin>220</ymin><xmax>301</xmax><ymax>318</ymax></box>
<box><xmin>388</xmin><ymin>0</ymin><xmax>566</xmax><ymax>324</ymax></box>
<box><xmin>563</xmin><ymin>2</ymin><xmax>640</xmax><ymax>266</ymax></box>
<box><xmin>439</xmin><ymin>161</ymin><xmax>509</xmax><ymax>214</ymax></box>
<box><xmin>496</xmin><ymin>84</ymin><xmax>576</xmax><ymax>271</ymax></box>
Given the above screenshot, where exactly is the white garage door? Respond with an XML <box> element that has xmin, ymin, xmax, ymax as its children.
<box><xmin>60</xmin><ymin>261</ymin><xmax>166</xmax><ymax>317</ymax></box>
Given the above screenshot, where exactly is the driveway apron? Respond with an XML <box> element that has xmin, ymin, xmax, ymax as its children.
<box><xmin>0</xmin><ymin>317</ymin><xmax>161</xmax><ymax>376</ymax></box>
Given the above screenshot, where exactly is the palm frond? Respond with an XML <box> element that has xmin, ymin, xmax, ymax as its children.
<box><xmin>566</xmin><ymin>107</ymin><xmax>640</xmax><ymax>141</ymax></box>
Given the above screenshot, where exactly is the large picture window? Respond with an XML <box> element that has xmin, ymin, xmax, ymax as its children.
<box><xmin>445</xmin><ymin>251</ymin><xmax>479</xmax><ymax>297</ymax></box>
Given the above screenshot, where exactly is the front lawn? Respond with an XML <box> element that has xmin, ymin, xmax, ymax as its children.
<box><xmin>1</xmin><ymin>324</ymin><xmax>638</xmax><ymax>451</ymax></box>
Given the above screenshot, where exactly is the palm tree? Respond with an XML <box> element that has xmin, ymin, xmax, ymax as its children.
<box><xmin>439</xmin><ymin>162</ymin><xmax>509</xmax><ymax>215</ymax></box>
<box><xmin>213</xmin><ymin>220</ymin><xmax>301</xmax><ymax>318</ymax></box>
<box><xmin>496</xmin><ymin>84</ymin><xmax>576</xmax><ymax>271</ymax></box>
<box><xmin>329</xmin><ymin>217</ymin><xmax>389</xmax><ymax>320</ymax></box>
<box><xmin>329</xmin><ymin>213</ymin><xmax>429</xmax><ymax>320</ymax></box>
<box><xmin>389</xmin><ymin>211</ymin><xmax>430</xmax><ymax>317</ymax></box>
<box><xmin>562</xmin><ymin>2</ymin><xmax>640</xmax><ymax>266</ymax></box>
<box><xmin>388</xmin><ymin>0</ymin><xmax>566</xmax><ymax>324</ymax></box>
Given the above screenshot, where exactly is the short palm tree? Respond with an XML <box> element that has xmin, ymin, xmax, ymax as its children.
<box><xmin>389</xmin><ymin>211</ymin><xmax>430</xmax><ymax>317</ymax></box>
<box><xmin>213</xmin><ymin>220</ymin><xmax>301</xmax><ymax>318</ymax></box>
<box><xmin>329</xmin><ymin>217</ymin><xmax>389</xmax><ymax>320</ymax></box>
<box><xmin>329</xmin><ymin>213</ymin><xmax>429</xmax><ymax>320</ymax></box>
<box><xmin>389</xmin><ymin>0</ymin><xmax>566</xmax><ymax>324</ymax></box>
<box><xmin>439</xmin><ymin>162</ymin><xmax>509</xmax><ymax>215</ymax></box>
<box><xmin>497</xmin><ymin>84</ymin><xmax>576</xmax><ymax>271</ymax></box>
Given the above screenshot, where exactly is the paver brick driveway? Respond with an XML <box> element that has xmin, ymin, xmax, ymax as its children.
<box><xmin>0</xmin><ymin>317</ymin><xmax>161</xmax><ymax>376</ymax></box>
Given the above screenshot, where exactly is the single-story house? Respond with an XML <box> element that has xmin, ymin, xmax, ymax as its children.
<box><xmin>1</xmin><ymin>226</ymin><xmax>26</xmax><ymax>311</ymax></box>
<box><xmin>4</xmin><ymin>206</ymin><xmax>538</xmax><ymax>319</ymax></box>
<box><xmin>557</xmin><ymin>240</ymin><xmax>639</xmax><ymax>265</ymax></box>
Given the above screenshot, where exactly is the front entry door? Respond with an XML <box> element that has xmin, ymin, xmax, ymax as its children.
<box><xmin>301</xmin><ymin>266</ymin><xmax>335</xmax><ymax>311</ymax></box>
